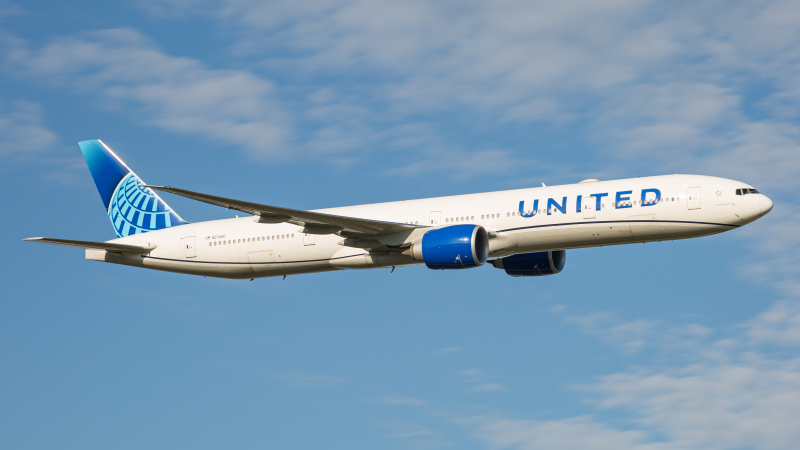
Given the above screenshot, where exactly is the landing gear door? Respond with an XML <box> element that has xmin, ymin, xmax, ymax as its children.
<box><xmin>429</xmin><ymin>211</ymin><xmax>442</xmax><ymax>226</ymax></box>
<box><xmin>184</xmin><ymin>236</ymin><xmax>196</xmax><ymax>258</ymax></box>
<box><xmin>583</xmin><ymin>196</ymin><xmax>596</xmax><ymax>219</ymax></box>
<box><xmin>688</xmin><ymin>187</ymin><xmax>701</xmax><ymax>210</ymax></box>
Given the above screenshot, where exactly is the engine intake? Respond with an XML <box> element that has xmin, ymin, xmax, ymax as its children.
<box><xmin>489</xmin><ymin>250</ymin><xmax>566</xmax><ymax>277</ymax></box>
<box><xmin>409</xmin><ymin>224</ymin><xmax>489</xmax><ymax>269</ymax></box>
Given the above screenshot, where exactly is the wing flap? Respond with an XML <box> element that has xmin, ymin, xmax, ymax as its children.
<box><xmin>24</xmin><ymin>237</ymin><xmax>156</xmax><ymax>253</ymax></box>
<box><xmin>144</xmin><ymin>185</ymin><xmax>419</xmax><ymax>236</ymax></box>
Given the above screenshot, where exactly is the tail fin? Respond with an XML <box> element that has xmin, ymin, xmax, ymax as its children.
<box><xmin>79</xmin><ymin>139</ymin><xmax>188</xmax><ymax>237</ymax></box>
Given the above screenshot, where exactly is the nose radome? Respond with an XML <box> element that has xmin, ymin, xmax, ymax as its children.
<box><xmin>760</xmin><ymin>195</ymin><xmax>773</xmax><ymax>214</ymax></box>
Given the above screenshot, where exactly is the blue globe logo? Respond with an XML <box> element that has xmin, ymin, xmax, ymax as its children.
<box><xmin>108</xmin><ymin>173</ymin><xmax>187</xmax><ymax>237</ymax></box>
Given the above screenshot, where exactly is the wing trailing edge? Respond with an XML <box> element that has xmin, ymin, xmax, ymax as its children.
<box><xmin>143</xmin><ymin>185</ymin><xmax>421</xmax><ymax>237</ymax></box>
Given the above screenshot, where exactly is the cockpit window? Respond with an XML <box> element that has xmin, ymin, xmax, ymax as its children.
<box><xmin>748</xmin><ymin>188</ymin><xmax>759</xmax><ymax>194</ymax></box>
<box><xmin>736</xmin><ymin>189</ymin><xmax>742</xmax><ymax>195</ymax></box>
<box><xmin>736</xmin><ymin>188</ymin><xmax>760</xmax><ymax>195</ymax></box>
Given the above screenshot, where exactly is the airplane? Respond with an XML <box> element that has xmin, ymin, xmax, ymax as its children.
<box><xmin>25</xmin><ymin>139</ymin><xmax>773</xmax><ymax>279</ymax></box>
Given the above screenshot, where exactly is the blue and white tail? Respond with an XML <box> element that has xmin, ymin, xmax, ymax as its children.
<box><xmin>79</xmin><ymin>139</ymin><xmax>188</xmax><ymax>237</ymax></box>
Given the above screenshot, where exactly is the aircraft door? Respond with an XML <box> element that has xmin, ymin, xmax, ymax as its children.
<box><xmin>688</xmin><ymin>187</ymin><xmax>701</xmax><ymax>210</ymax></box>
<box><xmin>429</xmin><ymin>211</ymin><xmax>442</xmax><ymax>226</ymax></box>
<box><xmin>184</xmin><ymin>236</ymin><xmax>196</xmax><ymax>258</ymax></box>
<box><xmin>303</xmin><ymin>233</ymin><xmax>315</xmax><ymax>246</ymax></box>
<box><xmin>248</xmin><ymin>250</ymin><xmax>276</xmax><ymax>273</ymax></box>
<box><xmin>583</xmin><ymin>196</ymin><xmax>596</xmax><ymax>219</ymax></box>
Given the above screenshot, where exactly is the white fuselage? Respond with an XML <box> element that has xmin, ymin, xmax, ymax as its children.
<box><xmin>88</xmin><ymin>175</ymin><xmax>772</xmax><ymax>278</ymax></box>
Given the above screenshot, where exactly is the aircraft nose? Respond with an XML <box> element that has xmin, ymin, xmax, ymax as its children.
<box><xmin>760</xmin><ymin>195</ymin><xmax>773</xmax><ymax>214</ymax></box>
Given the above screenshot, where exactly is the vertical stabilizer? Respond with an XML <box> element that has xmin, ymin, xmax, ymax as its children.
<box><xmin>79</xmin><ymin>140</ymin><xmax>187</xmax><ymax>237</ymax></box>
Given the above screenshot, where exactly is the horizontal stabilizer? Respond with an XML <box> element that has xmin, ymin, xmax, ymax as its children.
<box><xmin>144</xmin><ymin>185</ymin><xmax>420</xmax><ymax>237</ymax></box>
<box><xmin>23</xmin><ymin>237</ymin><xmax>156</xmax><ymax>253</ymax></box>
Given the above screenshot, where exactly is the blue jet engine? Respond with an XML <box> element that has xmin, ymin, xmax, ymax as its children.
<box><xmin>489</xmin><ymin>250</ymin><xmax>566</xmax><ymax>277</ymax></box>
<box><xmin>408</xmin><ymin>224</ymin><xmax>489</xmax><ymax>269</ymax></box>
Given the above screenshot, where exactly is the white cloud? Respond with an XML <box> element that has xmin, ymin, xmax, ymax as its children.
<box><xmin>273</xmin><ymin>371</ymin><xmax>346</xmax><ymax>388</ymax></box>
<box><xmin>379</xmin><ymin>421</ymin><xmax>453</xmax><ymax>449</ymax></box>
<box><xmin>378</xmin><ymin>395</ymin><xmax>427</xmax><ymax>407</ymax></box>
<box><xmin>0</xmin><ymin>1</ymin><xmax>25</xmax><ymax>20</ymax></box>
<box><xmin>462</xmin><ymin>415</ymin><xmax>666</xmax><ymax>450</ymax></box>
<box><xmin>4</xmin><ymin>28</ymin><xmax>290</xmax><ymax>158</ymax></box>
<box><xmin>563</xmin><ymin>312</ymin><xmax>713</xmax><ymax>357</ymax></box>
<box><xmin>382</xmin><ymin>421</ymin><xmax>436</xmax><ymax>439</ymax></box>
<box><xmin>449</xmin><ymin>300</ymin><xmax>800</xmax><ymax>450</ymax></box>
<box><xmin>386</xmin><ymin>148</ymin><xmax>521</xmax><ymax>179</ymax></box>
<box><xmin>434</xmin><ymin>347</ymin><xmax>462</xmax><ymax>355</ymax></box>
<box><xmin>458</xmin><ymin>368</ymin><xmax>486</xmax><ymax>383</ymax></box>
<box><xmin>736</xmin><ymin>208</ymin><xmax>800</xmax><ymax>297</ymax></box>
<box><xmin>143</xmin><ymin>0</ymin><xmax>800</xmax><ymax>188</ymax></box>
<box><xmin>458</xmin><ymin>368</ymin><xmax>506</xmax><ymax>393</ymax></box>
<box><xmin>592</xmin><ymin>358</ymin><xmax>800</xmax><ymax>450</ymax></box>
<box><xmin>0</xmin><ymin>98</ymin><xmax>57</xmax><ymax>156</ymax></box>
<box><xmin>746</xmin><ymin>300</ymin><xmax>800</xmax><ymax>345</ymax></box>
<box><xmin>470</xmin><ymin>383</ymin><xmax>505</xmax><ymax>393</ymax></box>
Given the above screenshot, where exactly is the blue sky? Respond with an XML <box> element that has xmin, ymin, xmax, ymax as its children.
<box><xmin>2</xmin><ymin>1</ymin><xmax>800</xmax><ymax>448</ymax></box>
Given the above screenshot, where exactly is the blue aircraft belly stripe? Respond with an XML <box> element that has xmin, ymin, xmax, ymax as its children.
<box><xmin>498</xmin><ymin>219</ymin><xmax>739</xmax><ymax>233</ymax></box>
<box><xmin>143</xmin><ymin>253</ymin><xmax>364</xmax><ymax>265</ymax></box>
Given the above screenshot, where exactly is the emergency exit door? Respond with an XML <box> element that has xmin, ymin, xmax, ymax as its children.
<box><xmin>184</xmin><ymin>236</ymin><xmax>196</xmax><ymax>258</ymax></box>
<box><xmin>429</xmin><ymin>211</ymin><xmax>442</xmax><ymax>226</ymax></box>
<box><xmin>583</xmin><ymin>196</ymin><xmax>596</xmax><ymax>219</ymax></box>
<box><xmin>688</xmin><ymin>187</ymin><xmax>701</xmax><ymax>210</ymax></box>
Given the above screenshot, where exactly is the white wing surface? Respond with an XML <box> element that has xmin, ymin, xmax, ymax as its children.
<box><xmin>144</xmin><ymin>185</ymin><xmax>420</xmax><ymax>237</ymax></box>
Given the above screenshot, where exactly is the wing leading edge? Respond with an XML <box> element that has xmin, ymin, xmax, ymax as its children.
<box><xmin>143</xmin><ymin>185</ymin><xmax>421</xmax><ymax>237</ymax></box>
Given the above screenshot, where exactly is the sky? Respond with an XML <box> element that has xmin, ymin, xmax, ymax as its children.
<box><xmin>2</xmin><ymin>1</ymin><xmax>800</xmax><ymax>449</ymax></box>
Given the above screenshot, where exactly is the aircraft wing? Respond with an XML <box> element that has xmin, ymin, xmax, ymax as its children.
<box><xmin>24</xmin><ymin>237</ymin><xmax>156</xmax><ymax>253</ymax></box>
<box><xmin>144</xmin><ymin>185</ymin><xmax>420</xmax><ymax>237</ymax></box>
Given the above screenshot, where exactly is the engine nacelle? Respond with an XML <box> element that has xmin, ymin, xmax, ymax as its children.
<box><xmin>408</xmin><ymin>224</ymin><xmax>489</xmax><ymax>269</ymax></box>
<box><xmin>489</xmin><ymin>250</ymin><xmax>566</xmax><ymax>277</ymax></box>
